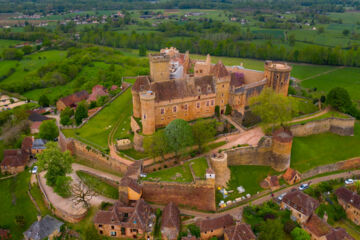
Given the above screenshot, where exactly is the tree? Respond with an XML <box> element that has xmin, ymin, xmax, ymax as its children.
<box><xmin>258</xmin><ymin>219</ymin><xmax>285</xmax><ymax>240</ymax></box>
<box><xmin>288</xmin><ymin>34</ymin><xmax>296</xmax><ymax>46</ymax></box>
<box><xmin>192</xmin><ymin>119</ymin><xmax>216</xmax><ymax>153</ymax></box>
<box><xmin>327</xmin><ymin>87</ymin><xmax>352</xmax><ymax>113</ymax></box>
<box><xmin>71</xmin><ymin>180</ymin><xmax>97</xmax><ymax>208</ymax></box>
<box><xmin>37</xmin><ymin>142</ymin><xmax>73</xmax><ymax>187</ymax></box>
<box><xmin>225</xmin><ymin>104</ymin><xmax>232</xmax><ymax>115</ymax></box>
<box><xmin>22</xmin><ymin>45</ymin><xmax>33</xmax><ymax>55</ymax></box>
<box><xmin>143</xmin><ymin>130</ymin><xmax>169</xmax><ymax>161</ymax></box>
<box><xmin>165</xmin><ymin>119</ymin><xmax>193</xmax><ymax>158</ymax></box>
<box><xmin>342</xmin><ymin>29</ymin><xmax>350</xmax><ymax>36</ymax></box>
<box><xmin>38</xmin><ymin>94</ymin><xmax>50</xmax><ymax>107</ymax></box>
<box><xmin>249</xmin><ymin>88</ymin><xmax>297</xmax><ymax>129</ymax></box>
<box><xmin>2</xmin><ymin>48</ymin><xmax>23</xmax><ymax>60</ymax></box>
<box><xmin>139</xmin><ymin>45</ymin><xmax>147</xmax><ymax>56</ymax></box>
<box><xmin>60</xmin><ymin>107</ymin><xmax>74</xmax><ymax>126</ymax></box>
<box><xmin>75</xmin><ymin>103</ymin><xmax>88</xmax><ymax>125</ymax></box>
<box><xmin>39</xmin><ymin>120</ymin><xmax>59</xmax><ymax>141</ymax></box>
<box><xmin>317</xmin><ymin>26</ymin><xmax>325</xmax><ymax>34</ymax></box>
<box><xmin>291</xmin><ymin>227</ymin><xmax>310</xmax><ymax>240</ymax></box>
<box><xmin>54</xmin><ymin>176</ymin><xmax>72</xmax><ymax>198</ymax></box>
<box><xmin>215</xmin><ymin>105</ymin><xmax>220</xmax><ymax>117</ymax></box>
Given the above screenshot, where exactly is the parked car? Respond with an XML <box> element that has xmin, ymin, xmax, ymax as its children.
<box><xmin>299</xmin><ymin>184</ymin><xmax>309</xmax><ymax>191</ymax></box>
<box><xmin>345</xmin><ymin>179</ymin><xmax>354</xmax><ymax>185</ymax></box>
<box><xmin>140</xmin><ymin>173</ymin><xmax>147</xmax><ymax>178</ymax></box>
<box><xmin>31</xmin><ymin>166</ymin><xmax>38</xmax><ymax>174</ymax></box>
<box><xmin>278</xmin><ymin>193</ymin><xmax>287</xmax><ymax>201</ymax></box>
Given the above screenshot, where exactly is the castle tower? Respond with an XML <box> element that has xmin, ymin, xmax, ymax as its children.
<box><xmin>183</xmin><ymin>51</ymin><xmax>191</xmax><ymax>75</ymax></box>
<box><xmin>210</xmin><ymin>153</ymin><xmax>230</xmax><ymax>187</ymax></box>
<box><xmin>264</xmin><ymin>61</ymin><xmax>292</xmax><ymax>96</ymax></box>
<box><xmin>149</xmin><ymin>53</ymin><xmax>170</xmax><ymax>82</ymax></box>
<box><xmin>132</xmin><ymin>90</ymin><xmax>141</xmax><ymax>118</ymax></box>
<box><xmin>140</xmin><ymin>91</ymin><xmax>156</xmax><ymax>135</ymax></box>
<box><xmin>212</xmin><ymin>61</ymin><xmax>231</xmax><ymax>114</ymax></box>
<box><xmin>271</xmin><ymin>128</ymin><xmax>293</xmax><ymax>171</ymax></box>
<box><xmin>194</xmin><ymin>54</ymin><xmax>211</xmax><ymax>77</ymax></box>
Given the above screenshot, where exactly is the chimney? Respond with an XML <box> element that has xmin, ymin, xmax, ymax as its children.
<box><xmin>37</xmin><ymin>215</ymin><xmax>42</xmax><ymax>222</ymax></box>
<box><xmin>323</xmin><ymin>211</ymin><xmax>328</xmax><ymax>222</ymax></box>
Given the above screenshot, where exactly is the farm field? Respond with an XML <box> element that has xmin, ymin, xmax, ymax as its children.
<box><xmin>0</xmin><ymin>172</ymin><xmax>38</xmax><ymax>239</ymax></box>
<box><xmin>62</xmin><ymin>88</ymin><xmax>133</xmax><ymax>150</ymax></box>
<box><xmin>0</xmin><ymin>39</ymin><xmax>22</xmax><ymax>50</ymax></box>
<box><xmin>291</xmin><ymin>122</ymin><xmax>360</xmax><ymax>172</ymax></box>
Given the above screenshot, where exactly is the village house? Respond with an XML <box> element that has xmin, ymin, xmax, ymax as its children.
<box><xmin>56</xmin><ymin>90</ymin><xmax>89</xmax><ymax>111</ymax></box>
<box><xmin>335</xmin><ymin>187</ymin><xmax>360</xmax><ymax>225</ymax></box>
<box><xmin>23</xmin><ymin>215</ymin><xmax>63</xmax><ymax>240</ymax></box>
<box><xmin>93</xmin><ymin>199</ymin><xmax>155</xmax><ymax>239</ymax></box>
<box><xmin>31</xmin><ymin>138</ymin><xmax>47</xmax><ymax>155</ymax></box>
<box><xmin>261</xmin><ymin>175</ymin><xmax>280</xmax><ymax>191</ymax></box>
<box><xmin>161</xmin><ymin>202</ymin><xmax>181</xmax><ymax>240</ymax></box>
<box><xmin>28</xmin><ymin>110</ymin><xmax>49</xmax><ymax>134</ymax></box>
<box><xmin>281</xmin><ymin>189</ymin><xmax>320</xmax><ymax>223</ymax></box>
<box><xmin>87</xmin><ymin>85</ymin><xmax>108</xmax><ymax>103</ymax></box>
<box><xmin>282</xmin><ymin>168</ymin><xmax>301</xmax><ymax>185</ymax></box>
<box><xmin>224</xmin><ymin>223</ymin><xmax>256</xmax><ymax>240</ymax></box>
<box><xmin>196</xmin><ymin>214</ymin><xmax>234</xmax><ymax>239</ymax></box>
<box><xmin>119</xmin><ymin>176</ymin><xmax>143</xmax><ymax>205</ymax></box>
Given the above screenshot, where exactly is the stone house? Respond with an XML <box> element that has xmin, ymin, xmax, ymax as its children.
<box><xmin>196</xmin><ymin>214</ymin><xmax>234</xmax><ymax>239</ymax></box>
<box><xmin>281</xmin><ymin>189</ymin><xmax>320</xmax><ymax>223</ymax></box>
<box><xmin>1</xmin><ymin>149</ymin><xmax>27</xmax><ymax>174</ymax></box>
<box><xmin>31</xmin><ymin>139</ymin><xmax>47</xmax><ymax>155</ymax></box>
<box><xmin>224</xmin><ymin>223</ymin><xmax>256</xmax><ymax>240</ymax></box>
<box><xmin>23</xmin><ymin>215</ymin><xmax>63</xmax><ymax>240</ymax></box>
<box><xmin>94</xmin><ymin>199</ymin><xmax>155</xmax><ymax>239</ymax></box>
<box><xmin>87</xmin><ymin>85</ymin><xmax>108</xmax><ymax>102</ymax></box>
<box><xmin>261</xmin><ymin>175</ymin><xmax>280</xmax><ymax>191</ymax></box>
<box><xmin>56</xmin><ymin>90</ymin><xmax>89</xmax><ymax>111</ymax></box>
<box><xmin>161</xmin><ymin>202</ymin><xmax>180</xmax><ymax>240</ymax></box>
<box><xmin>28</xmin><ymin>111</ymin><xmax>50</xmax><ymax>134</ymax></box>
<box><xmin>118</xmin><ymin>177</ymin><xmax>142</xmax><ymax>205</ymax></box>
<box><xmin>335</xmin><ymin>187</ymin><xmax>360</xmax><ymax>225</ymax></box>
<box><xmin>282</xmin><ymin>168</ymin><xmax>301</xmax><ymax>185</ymax></box>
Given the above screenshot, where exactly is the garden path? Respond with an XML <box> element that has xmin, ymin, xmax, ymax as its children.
<box><xmin>298</xmin><ymin>66</ymin><xmax>344</xmax><ymax>82</ymax></box>
<box><xmin>288</xmin><ymin>107</ymin><xmax>329</xmax><ymax>124</ymax></box>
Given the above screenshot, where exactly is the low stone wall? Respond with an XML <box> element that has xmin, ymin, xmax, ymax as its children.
<box><xmin>59</xmin><ymin>131</ymin><xmax>128</xmax><ymax>174</ymax></box>
<box><xmin>77</xmin><ymin>170</ymin><xmax>119</xmax><ymax>187</ymax></box>
<box><xmin>290</xmin><ymin>117</ymin><xmax>355</xmax><ymax>137</ymax></box>
<box><xmin>302</xmin><ymin>157</ymin><xmax>360</xmax><ymax>179</ymax></box>
<box><xmin>141</xmin><ymin>180</ymin><xmax>216</xmax><ymax>211</ymax></box>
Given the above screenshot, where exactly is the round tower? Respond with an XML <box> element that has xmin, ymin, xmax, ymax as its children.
<box><xmin>140</xmin><ymin>91</ymin><xmax>156</xmax><ymax>135</ymax></box>
<box><xmin>271</xmin><ymin>128</ymin><xmax>293</xmax><ymax>171</ymax></box>
<box><xmin>264</xmin><ymin>61</ymin><xmax>292</xmax><ymax>96</ymax></box>
<box><xmin>132</xmin><ymin>89</ymin><xmax>141</xmax><ymax>118</ymax></box>
<box><xmin>210</xmin><ymin>152</ymin><xmax>230</xmax><ymax>187</ymax></box>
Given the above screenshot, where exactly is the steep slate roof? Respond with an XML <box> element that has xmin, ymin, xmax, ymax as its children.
<box><xmin>326</xmin><ymin>227</ymin><xmax>355</xmax><ymax>240</ymax></box>
<box><xmin>335</xmin><ymin>187</ymin><xmax>360</xmax><ymax>209</ymax></box>
<box><xmin>132</xmin><ymin>76</ymin><xmax>151</xmax><ymax>92</ymax></box>
<box><xmin>58</xmin><ymin>90</ymin><xmax>89</xmax><ymax>107</ymax></box>
<box><xmin>28</xmin><ymin>111</ymin><xmax>49</xmax><ymax>122</ymax></box>
<box><xmin>21</xmin><ymin>136</ymin><xmax>33</xmax><ymax>153</ymax></box>
<box><xmin>211</xmin><ymin>61</ymin><xmax>229</xmax><ymax>78</ymax></box>
<box><xmin>161</xmin><ymin>202</ymin><xmax>180</xmax><ymax>231</ymax></box>
<box><xmin>282</xmin><ymin>189</ymin><xmax>319</xmax><ymax>216</ymax></box>
<box><xmin>230</xmin><ymin>72</ymin><xmax>245</xmax><ymax>87</ymax></box>
<box><xmin>32</xmin><ymin>139</ymin><xmax>47</xmax><ymax>150</ymax></box>
<box><xmin>23</xmin><ymin>215</ymin><xmax>63</xmax><ymax>240</ymax></box>
<box><xmin>197</xmin><ymin>214</ymin><xmax>234</xmax><ymax>232</ymax></box>
<box><xmin>224</xmin><ymin>223</ymin><xmax>256</xmax><ymax>240</ymax></box>
<box><xmin>304</xmin><ymin>214</ymin><xmax>331</xmax><ymax>237</ymax></box>
<box><xmin>1</xmin><ymin>150</ymin><xmax>26</xmax><ymax>168</ymax></box>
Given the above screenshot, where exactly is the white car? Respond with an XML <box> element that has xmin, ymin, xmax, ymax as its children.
<box><xmin>140</xmin><ymin>173</ymin><xmax>147</xmax><ymax>178</ymax></box>
<box><xmin>299</xmin><ymin>184</ymin><xmax>309</xmax><ymax>191</ymax></box>
<box><xmin>278</xmin><ymin>193</ymin><xmax>286</xmax><ymax>201</ymax></box>
<box><xmin>31</xmin><ymin>166</ymin><xmax>38</xmax><ymax>174</ymax></box>
<box><xmin>345</xmin><ymin>179</ymin><xmax>354</xmax><ymax>185</ymax></box>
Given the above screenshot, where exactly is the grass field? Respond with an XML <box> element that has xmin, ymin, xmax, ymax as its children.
<box><xmin>62</xmin><ymin>88</ymin><xmax>133</xmax><ymax>150</ymax></box>
<box><xmin>291</xmin><ymin>122</ymin><xmax>360</xmax><ymax>172</ymax></box>
<box><xmin>0</xmin><ymin>39</ymin><xmax>22</xmax><ymax>49</ymax></box>
<box><xmin>76</xmin><ymin>171</ymin><xmax>119</xmax><ymax>199</ymax></box>
<box><xmin>289</xmin><ymin>110</ymin><xmax>350</xmax><ymax>126</ymax></box>
<box><xmin>0</xmin><ymin>172</ymin><xmax>38</xmax><ymax>239</ymax></box>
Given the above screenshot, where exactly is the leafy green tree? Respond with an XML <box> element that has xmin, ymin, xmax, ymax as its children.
<box><xmin>317</xmin><ymin>26</ymin><xmax>325</xmax><ymax>34</ymax></box>
<box><xmin>225</xmin><ymin>104</ymin><xmax>232</xmax><ymax>115</ymax></box>
<box><xmin>38</xmin><ymin>94</ymin><xmax>50</xmax><ymax>107</ymax></box>
<box><xmin>54</xmin><ymin>176</ymin><xmax>72</xmax><ymax>198</ymax></box>
<box><xmin>139</xmin><ymin>45</ymin><xmax>147</xmax><ymax>56</ymax></box>
<box><xmin>143</xmin><ymin>130</ymin><xmax>169</xmax><ymax>161</ymax></box>
<box><xmin>22</xmin><ymin>45</ymin><xmax>33</xmax><ymax>55</ymax></box>
<box><xmin>192</xmin><ymin>119</ymin><xmax>216</xmax><ymax>153</ymax></box>
<box><xmin>37</xmin><ymin>142</ymin><xmax>73</xmax><ymax>188</ymax></box>
<box><xmin>288</xmin><ymin>34</ymin><xmax>296</xmax><ymax>46</ymax></box>
<box><xmin>165</xmin><ymin>119</ymin><xmax>193</xmax><ymax>158</ymax></box>
<box><xmin>215</xmin><ymin>105</ymin><xmax>220</xmax><ymax>117</ymax></box>
<box><xmin>249</xmin><ymin>88</ymin><xmax>297</xmax><ymax>129</ymax></box>
<box><xmin>75</xmin><ymin>104</ymin><xmax>88</xmax><ymax>125</ymax></box>
<box><xmin>342</xmin><ymin>29</ymin><xmax>350</xmax><ymax>36</ymax></box>
<box><xmin>60</xmin><ymin>107</ymin><xmax>74</xmax><ymax>126</ymax></box>
<box><xmin>2</xmin><ymin>48</ymin><xmax>23</xmax><ymax>60</ymax></box>
<box><xmin>326</xmin><ymin>87</ymin><xmax>352</xmax><ymax>113</ymax></box>
<box><xmin>258</xmin><ymin>219</ymin><xmax>285</xmax><ymax>240</ymax></box>
<box><xmin>187</xmin><ymin>224</ymin><xmax>200</xmax><ymax>238</ymax></box>
<box><xmin>291</xmin><ymin>227</ymin><xmax>310</xmax><ymax>240</ymax></box>
<box><xmin>39</xmin><ymin>120</ymin><xmax>59</xmax><ymax>141</ymax></box>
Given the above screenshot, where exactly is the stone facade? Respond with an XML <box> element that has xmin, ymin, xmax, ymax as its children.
<box><xmin>335</xmin><ymin>187</ymin><xmax>360</xmax><ymax>225</ymax></box>
<box><xmin>132</xmin><ymin>48</ymin><xmax>292</xmax><ymax>135</ymax></box>
<box><xmin>209</xmin><ymin>153</ymin><xmax>230</xmax><ymax>187</ymax></box>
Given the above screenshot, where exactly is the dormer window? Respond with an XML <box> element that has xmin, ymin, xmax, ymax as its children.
<box><xmin>197</xmin><ymin>86</ymin><xmax>201</xmax><ymax>94</ymax></box>
<box><xmin>173</xmin><ymin>106</ymin><xmax>177</xmax><ymax>113</ymax></box>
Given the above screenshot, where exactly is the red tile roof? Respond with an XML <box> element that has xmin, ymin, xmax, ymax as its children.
<box><xmin>58</xmin><ymin>90</ymin><xmax>89</xmax><ymax>108</ymax></box>
<box><xmin>304</xmin><ymin>214</ymin><xmax>331</xmax><ymax>237</ymax></box>
<box><xmin>335</xmin><ymin>187</ymin><xmax>360</xmax><ymax>210</ymax></box>
<box><xmin>161</xmin><ymin>202</ymin><xmax>180</xmax><ymax>232</ymax></box>
<box><xmin>88</xmin><ymin>85</ymin><xmax>108</xmax><ymax>102</ymax></box>
<box><xmin>282</xmin><ymin>190</ymin><xmax>319</xmax><ymax>216</ymax></box>
<box><xmin>211</xmin><ymin>61</ymin><xmax>229</xmax><ymax>78</ymax></box>
<box><xmin>197</xmin><ymin>214</ymin><xmax>234</xmax><ymax>232</ymax></box>
<box><xmin>326</xmin><ymin>227</ymin><xmax>355</xmax><ymax>240</ymax></box>
<box><xmin>283</xmin><ymin>168</ymin><xmax>300</xmax><ymax>182</ymax></box>
<box><xmin>224</xmin><ymin>223</ymin><xmax>256</xmax><ymax>240</ymax></box>
<box><xmin>1</xmin><ymin>149</ymin><xmax>26</xmax><ymax>168</ymax></box>
<box><xmin>0</xmin><ymin>229</ymin><xmax>10</xmax><ymax>240</ymax></box>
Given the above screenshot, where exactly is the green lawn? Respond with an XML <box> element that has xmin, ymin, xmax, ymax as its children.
<box><xmin>227</xmin><ymin>165</ymin><xmax>278</xmax><ymax>201</ymax></box>
<box><xmin>300</xmin><ymin>67</ymin><xmax>360</xmax><ymax>101</ymax></box>
<box><xmin>30</xmin><ymin>183</ymin><xmax>52</xmax><ymax>216</ymax></box>
<box><xmin>290</xmin><ymin>96</ymin><xmax>318</xmax><ymax>116</ymax></box>
<box><xmin>291</xmin><ymin>122</ymin><xmax>360</xmax><ymax>172</ymax></box>
<box><xmin>0</xmin><ymin>39</ymin><xmax>22</xmax><ymax>49</ymax></box>
<box><xmin>190</xmin><ymin>157</ymin><xmax>208</xmax><ymax>179</ymax></box>
<box><xmin>76</xmin><ymin>171</ymin><xmax>119</xmax><ymax>199</ymax></box>
<box><xmin>289</xmin><ymin>110</ymin><xmax>350</xmax><ymax>126</ymax></box>
<box><xmin>118</xmin><ymin>148</ymin><xmax>150</xmax><ymax>160</ymax></box>
<box><xmin>62</xmin><ymin>88</ymin><xmax>133</xmax><ymax>150</ymax></box>
<box><xmin>0</xmin><ymin>171</ymin><xmax>38</xmax><ymax>239</ymax></box>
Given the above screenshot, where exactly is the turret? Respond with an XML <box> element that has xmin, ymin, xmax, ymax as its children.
<box><xmin>149</xmin><ymin>53</ymin><xmax>170</xmax><ymax>82</ymax></box>
<box><xmin>271</xmin><ymin>128</ymin><xmax>293</xmax><ymax>171</ymax></box>
<box><xmin>212</xmin><ymin>61</ymin><xmax>231</xmax><ymax>114</ymax></box>
<box><xmin>132</xmin><ymin>90</ymin><xmax>141</xmax><ymax>118</ymax></box>
<box><xmin>140</xmin><ymin>91</ymin><xmax>156</xmax><ymax>135</ymax></box>
<box><xmin>210</xmin><ymin>152</ymin><xmax>230</xmax><ymax>187</ymax></box>
<box><xmin>264</xmin><ymin>61</ymin><xmax>292</xmax><ymax>96</ymax></box>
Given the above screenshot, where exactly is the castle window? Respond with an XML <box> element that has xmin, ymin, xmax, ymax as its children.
<box><xmin>111</xmin><ymin>226</ymin><xmax>115</xmax><ymax>230</ymax></box>
<box><xmin>173</xmin><ymin>106</ymin><xmax>177</xmax><ymax>113</ymax></box>
<box><xmin>196</xmin><ymin>102</ymin><xmax>200</xmax><ymax>108</ymax></box>
<box><xmin>100</xmin><ymin>230</ymin><xmax>103</xmax><ymax>234</ymax></box>
<box><xmin>206</xmin><ymin>101</ymin><xmax>209</xmax><ymax>106</ymax></box>
<box><xmin>99</xmin><ymin>224</ymin><xmax>103</xmax><ymax>228</ymax></box>
<box><xmin>184</xmin><ymin>104</ymin><xmax>188</xmax><ymax>110</ymax></box>
<box><xmin>221</xmin><ymin>100</ymin><xmax>224</xmax><ymax>104</ymax></box>
<box><xmin>222</xmin><ymin>93</ymin><xmax>224</xmax><ymax>97</ymax></box>
<box><xmin>197</xmin><ymin>86</ymin><xmax>201</xmax><ymax>94</ymax></box>
<box><xmin>143</xmin><ymin>114</ymin><xmax>146</xmax><ymax>119</ymax></box>
<box><xmin>207</xmin><ymin>85</ymin><xmax>211</xmax><ymax>92</ymax></box>
<box><xmin>200</xmin><ymin>70</ymin><xmax>203</xmax><ymax>73</ymax></box>
<box><xmin>211</xmin><ymin>100</ymin><xmax>215</xmax><ymax>106</ymax></box>
<box><xmin>111</xmin><ymin>231</ymin><xmax>117</xmax><ymax>236</ymax></box>
<box><xmin>160</xmin><ymin>108</ymin><xmax>165</xmax><ymax>114</ymax></box>
<box><xmin>222</xmin><ymin>84</ymin><xmax>224</xmax><ymax>88</ymax></box>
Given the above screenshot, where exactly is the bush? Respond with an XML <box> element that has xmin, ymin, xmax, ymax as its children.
<box><xmin>54</xmin><ymin>176</ymin><xmax>72</xmax><ymax>198</ymax></box>
<box><xmin>225</xmin><ymin>104</ymin><xmax>232</xmax><ymax>115</ymax></box>
<box><xmin>187</xmin><ymin>224</ymin><xmax>200</xmax><ymax>238</ymax></box>
<box><xmin>215</xmin><ymin>105</ymin><xmax>220</xmax><ymax>117</ymax></box>
<box><xmin>100</xmin><ymin>201</ymin><xmax>112</xmax><ymax>210</ymax></box>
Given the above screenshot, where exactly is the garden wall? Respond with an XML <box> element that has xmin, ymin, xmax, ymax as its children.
<box><xmin>141</xmin><ymin>180</ymin><xmax>216</xmax><ymax>211</ymax></box>
<box><xmin>289</xmin><ymin>117</ymin><xmax>355</xmax><ymax>137</ymax></box>
<box><xmin>58</xmin><ymin>131</ymin><xmax>128</xmax><ymax>174</ymax></box>
<box><xmin>302</xmin><ymin>157</ymin><xmax>360</xmax><ymax>179</ymax></box>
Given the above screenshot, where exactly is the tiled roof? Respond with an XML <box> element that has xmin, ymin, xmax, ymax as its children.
<box><xmin>28</xmin><ymin>111</ymin><xmax>49</xmax><ymax>122</ymax></box>
<box><xmin>32</xmin><ymin>139</ymin><xmax>47</xmax><ymax>150</ymax></box>
<box><xmin>161</xmin><ymin>202</ymin><xmax>180</xmax><ymax>231</ymax></box>
<box><xmin>21</xmin><ymin>136</ymin><xmax>33</xmax><ymax>153</ymax></box>
<box><xmin>224</xmin><ymin>223</ymin><xmax>256</xmax><ymax>240</ymax></box>
<box><xmin>282</xmin><ymin>190</ymin><xmax>319</xmax><ymax>216</ymax></box>
<box><xmin>23</xmin><ymin>215</ymin><xmax>63</xmax><ymax>240</ymax></box>
<box><xmin>88</xmin><ymin>85</ymin><xmax>108</xmax><ymax>102</ymax></box>
<box><xmin>283</xmin><ymin>168</ymin><xmax>299</xmax><ymax>182</ymax></box>
<box><xmin>304</xmin><ymin>214</ymin><xmax>331</xmax><ymax>237</ymax></box>
<box><xmin>1</xmin><ymin>149</ymin><xmax>26</xmax><ymax>168</ymax></box>
<box><xmin>326</xmin><ymin>227</ymin><xmax>355</xmax><ymax>240</ymax></box>
<box><xmin>197</xmin><ymin>214</ymin><xmax>234</xmax><ymax>232</ymax></box>
<box><xmin>230</xmin><ymin>72</ymin><xmax>245</xmax><ymax>87</ymax></box>
<box><xmin>211</xmin><ymin>61</ymin><xmax>229</xmax><ymax>78</ymax></box>
<box><xmin>335</xmin><ymin>187</ymin><xmax>360</xmax><ymax>210</ymax></box>
<box><xmin>58</xmin><ymin>90</ymin><xmax>89</xmax><ymax>107</ymax></box>
<box><xmin>0</xmin><ymin>229</ymin><xmax>10</xmax><ymax>239</ymax></box>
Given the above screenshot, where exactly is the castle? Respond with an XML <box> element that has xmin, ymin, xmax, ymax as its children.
<box><xmin>132</xmin><ymin>47</ymin><xmax>292</xmax><ymax>135</ymax></box>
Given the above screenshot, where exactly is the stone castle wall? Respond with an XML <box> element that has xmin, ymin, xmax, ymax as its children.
<box><xmin>289</xmin><ymin>117</ymin><xmax>355</xmax><ymax>137</ymax></box>
<box><xmin>58</xmin><ymin>131</ymin><xmax>128</xmax><ymax>174</ymax></box>
<box><xmin>141</xmin><ymin>180</ymin><xmax>216</xmax><ymax>211</ymax></box>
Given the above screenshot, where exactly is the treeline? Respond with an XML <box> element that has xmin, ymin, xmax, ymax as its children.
<box><xmin>80</xmin><ymin>30</ymin><xmax>360</xmax><ymax>67</ymax></box>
